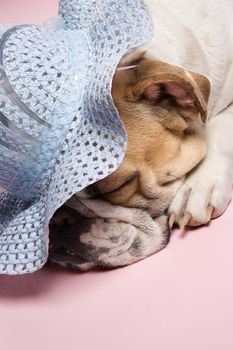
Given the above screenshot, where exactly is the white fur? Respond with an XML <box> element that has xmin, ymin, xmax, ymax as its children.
<box><xmin>130</xmin><ymin>0</ymin><xmax>233</xmax><ymax>225</ymax></box>
<box><xmin>77</xmin><ymin>198</ymin><xmax>168</xmax><ymax>266</ymax></box>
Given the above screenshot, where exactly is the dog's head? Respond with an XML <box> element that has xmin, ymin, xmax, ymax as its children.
<box><xmin>83</xmin><ymin>58</ymin><xmax>210</xmax><ymax>218</ymax></box>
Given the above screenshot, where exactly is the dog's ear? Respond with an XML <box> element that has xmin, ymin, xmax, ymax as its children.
<box><xmin>127</xmin><ymin>59</ymin><xmax>211</xmax><ymax>129</ymax></box>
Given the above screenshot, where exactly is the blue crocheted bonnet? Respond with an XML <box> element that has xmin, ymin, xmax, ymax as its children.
<box><xmin>0</xmin><ymin>0</ymin><xmax>153</xmax><ymax>274</ymax></box>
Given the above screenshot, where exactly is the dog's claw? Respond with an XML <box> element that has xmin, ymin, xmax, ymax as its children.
<box><xmin>168</xmin><ymin>212</ymin><xmax>176</xmax><ymax>229</ymax></box>
<box><xmin>205</xmin><ymin>205</ymin><xmax>215</xmax><ymax>223</ymax></box>
<box><xmin>179</xmin><ymin>213</ymin><xmax>192</xmax><ymax>231</ymax></box>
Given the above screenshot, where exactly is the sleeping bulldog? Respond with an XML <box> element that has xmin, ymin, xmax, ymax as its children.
<box><xmin>85</xmin><ymin>0</ymin><xmax>233</xmax><ymax>228</ymax></box>
<box><xmin>50</xmin><ymin>0</ymin><xmax>233</xmax><ymax>269</ymax></box>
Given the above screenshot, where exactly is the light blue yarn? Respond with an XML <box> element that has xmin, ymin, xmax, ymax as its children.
<box><xmin>0</xmin><ymin>0</ymin><xmax>154</xmax><ymax>275</ymax></box>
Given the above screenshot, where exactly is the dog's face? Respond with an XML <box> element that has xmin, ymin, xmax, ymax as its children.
<box><xmin>86</xmin><ymin>58</ymin><xmax>210</xmax><ymax>217</ymax></box>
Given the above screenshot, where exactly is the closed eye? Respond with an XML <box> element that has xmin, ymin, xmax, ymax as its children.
<box><xmin>101</xmin><ymin>172</ymin><xmax>138</xmax><ymax>196</ymax></box>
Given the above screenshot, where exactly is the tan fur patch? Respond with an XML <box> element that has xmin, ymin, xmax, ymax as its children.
<box><xmin>93</xmin><ymin>59</ymin><xmax>209</xmax><ymax>216</ymax></box>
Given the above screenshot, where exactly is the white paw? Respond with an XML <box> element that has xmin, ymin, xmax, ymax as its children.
<box><xmin>168</xmin><ymin>153</ymin><xmax>233</xmax><ymax>228</ymax></box>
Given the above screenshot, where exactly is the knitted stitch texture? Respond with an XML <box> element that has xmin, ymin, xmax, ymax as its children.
<box><xmin>0</xmin><ymin>0</ymin><xmax>153</xmax><ymax>274</ymax></box>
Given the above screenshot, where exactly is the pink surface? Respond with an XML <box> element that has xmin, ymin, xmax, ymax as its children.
<box><xmin>0</xmin><ymin>1</ymin><xmax>233</xmax><ymax>350</ymax></box>
<box><xmin>1</xmin><ymin>0</ymin><xmax>58</xmax><ymax>25</ymax></box>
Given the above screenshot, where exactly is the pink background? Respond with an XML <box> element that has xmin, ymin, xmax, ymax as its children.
<box><xmin>0</xmin><ymin>1</ymin><xmax>233</xmax><ymax>349</ymax></box>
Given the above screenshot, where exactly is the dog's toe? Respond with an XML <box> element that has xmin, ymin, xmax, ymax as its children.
<box><xmin>168</xmin><ymin>162</ymin><xmax>232</xmax><ymax>229</ymax></box>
